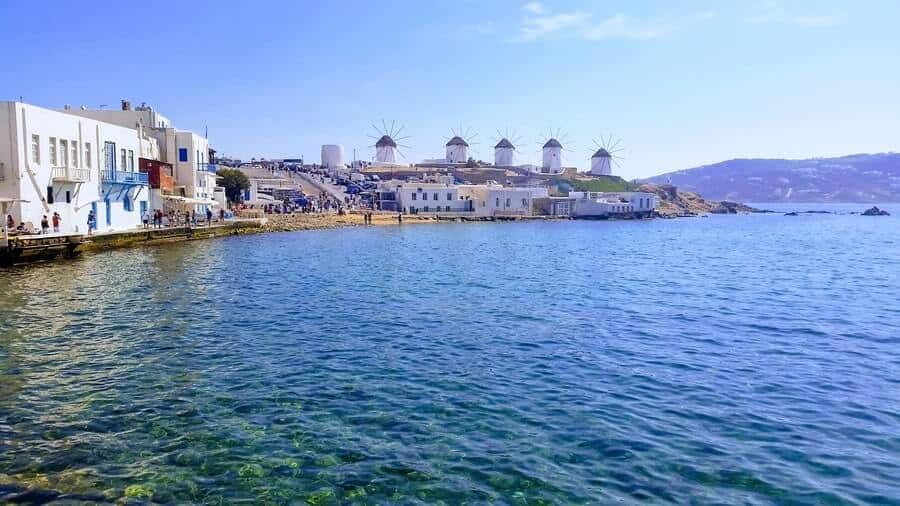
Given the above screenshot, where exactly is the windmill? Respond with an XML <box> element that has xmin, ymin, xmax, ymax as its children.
<box><xmin>590</xmin><ymin>134</ymin><xmax>624</xmax><ymax>176</ymax></box>
<box><xmin>492</xmin><ymin>128</ymin><xmax>523</xmax><ymax>167</ymax></box>
<box><xmin>538</xmin><ymin>128</ymin><xmax>573</xmax><ymax>174</ymax></box>
<box><xmin>445</xmin><ymin>126</ymin><xmax>479</xmax><ymax>164</ymax></box>
<box><xmin>368</xmin><ymin>120</ymin><xmax>410</xmax><ymax>164</ymax></box>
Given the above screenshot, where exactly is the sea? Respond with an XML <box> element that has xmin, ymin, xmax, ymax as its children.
<box><xmin>0</xmin><ymin>204</ymin><xmax>898</xmax><ymax>504</ymax></box>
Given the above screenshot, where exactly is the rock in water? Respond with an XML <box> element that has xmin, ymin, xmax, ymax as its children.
<box><xmin>785</xmin><ymin>212</ymin><xmax>799</xmax><ymax>216</ymax></box>
<box><xmin>861</xmin><ymin>206</ymin><xmax>890</xmax><ymax>216</ymax></box>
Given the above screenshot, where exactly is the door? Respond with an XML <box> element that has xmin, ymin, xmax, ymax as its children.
<box><xmin>105</xmin><ymin>199</ymin><xmax>111</xmax><ymax>226</ymax></box>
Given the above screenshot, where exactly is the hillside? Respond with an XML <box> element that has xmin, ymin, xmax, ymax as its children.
<box><xmin>643</xmin><ymin>153</ymin><xmax>900</xmax><ymax>203</ymax></box>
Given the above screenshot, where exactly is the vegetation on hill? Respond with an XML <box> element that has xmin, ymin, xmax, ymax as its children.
<box><xmin>558</xmin><ymin>175</ymin><xmax>637</xmax><ymax>193</ymax></box>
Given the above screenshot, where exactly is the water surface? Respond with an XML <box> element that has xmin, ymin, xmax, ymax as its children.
<box><xmin>1</xmin><ymin>211</ymin><xmax>899</xmax><ymax>504</ymax></box>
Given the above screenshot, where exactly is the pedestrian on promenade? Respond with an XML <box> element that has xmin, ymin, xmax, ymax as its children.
<box><xmin>87</xmin><ymin>210</ymin><xmax>95</xmax><ymax>235</ymax></box>
<box><xmin>206</xmin><ymin>208</ymin><xmax>213</xmax><ymax>225</ymax></box>
<box><xmin>142</xmin><ymin>209</ymin><xmax>150</xmax><ymax>229</ymax></box>
<box><xmin>219</xmin><ymin>208</ymin><xmax>225</xmax><ymax>222</ymax></box>
<box><xmin>52</xmin><ymin>212</ymin><xmax>61</xmax><ymax>233</ymax></box>
<box><xmin>40</xmin><ymin>215</ymin><xmax>49</xmax><ymax>234</ymax></box>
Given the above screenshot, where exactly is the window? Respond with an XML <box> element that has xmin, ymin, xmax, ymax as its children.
<box><xmin>71</xmin><ymin>141</ymin><xmax>78</xmax><ymax>168</ymax></box>
<box><xmin>120</xmin><ymin>149</ymin><xmax>127</xmax><ymax>171</ymax></box>
<box><xmin>85</xmin><ymin>142</ymin><xmax>92</xmax><ymax>168</ymax></box>
<box><xmin>31</xmin><ymin>135</ymin><xmax>40</xmax><ymax>163</ymax></box>
<box><xmin>178</xmin><ymin>148</ymin><xmax>188</xmax><ymax>162</ymax></box>
<box><xmin>447</xmin><ymin>193</ymin><xmax>452</xmax><ymax>201</ymax></box>
<box><xmin>522</xmin><ymin>198</ymin><xmax>527</xmax><ymax>207</ymax></box>
<box><xmin>495</xmin><ymin>197</ymin><xmax>500</xmax><ymax>207</ymax></box>
<box><xmin>65</xmin><ymin>190</ymin><xmax>71</xmax><ymax>203</ymax></box>
<box><xmin>59</xmin><ymin>140</ymin><xmax>69</xmax><ymax>167</ymax></box>
<box><xmin>46</xmin><ymin>186</ymin><xmax>54</xmax><ymax>204</ymax></box>
<box><xmin>411</xmin><ymin>192</ymin><xmax>417</xmax><ymax>200</ymax></box>
<box><xmin>433</xmin><ymin>192</ymin><xmax>438</xmax><ymax>201</ymax></box>
<box><xmin>128</xmin><ymin>150</ymin><xmax>134</xmax><ymax>170</ymax></box>
<box><xmin>49</xmin><ymin>138</ymin><xmax>58</xmax><ymax>165</ymax></box>
<box><xmin>506</xmin><ymin>198</ymin><xmax>510</xmax><ymax>207</ymax></box>
<box><xmin>424</xmin><ymin>206</ymin><xmax>429</xmax><ymax>212</ymax></box>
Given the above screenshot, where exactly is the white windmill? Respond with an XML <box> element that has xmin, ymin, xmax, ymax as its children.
<box><xmin>445</xmin><ymin>127</ymin><xmax>478</xmax><ymax>164</ymax></box>
<box><xmin>369</xmin><ymin>120</ymin><xmax>410</xmax><ymax>164</ymax></box>
<box><xmin>493</xmin><ymin>129</ymin><xmax>522</xmax><ymax>167</ymax></box>
<box><xmin>538</xmin><ymin>128</ymin><xmax>571</xmax><ymax>174</ymax></box>
<box><xmin>590</xmin><ymin>134</ymin><xmax>624</xmax><ymax>176</ymax></box>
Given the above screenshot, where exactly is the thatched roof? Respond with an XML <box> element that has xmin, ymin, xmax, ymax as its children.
<box><xmin>543</xmin><ymin>138</ymin><xmax>562</xmax><ymax>149</ymax></box>
<box><xmin>494</xmin><ymin>138</ymin><xmax>514</xmax><ymax>149</ymax></box>
<box><xmin>446</xmin><ymin>136</ymin><xmax>469</xmax><ymax>147</ymax></box>
<box><xmin>376</xmin><ymin>135</ymin><xmax>397</xmax><ymax>148</ymax></box>
<box><xmin>592</xmin><ymin>148</ymin><xmax>611</xmax><ymax>158</ymax></box>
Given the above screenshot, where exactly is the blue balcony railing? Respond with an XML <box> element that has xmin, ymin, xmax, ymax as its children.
<box><xmin>101</xmin><ymin>170</ymin><xmax>149</xmax><ymax>184</ymax></box>
<box><xmin>199</xmin><ymin>163</ymin><xmax>219</xmax><ymax>173</ymax></box>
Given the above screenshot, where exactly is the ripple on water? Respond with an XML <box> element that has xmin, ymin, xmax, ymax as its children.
<box><xmin>1</xmin><ymin>215</ymin><xmax>899</xmax><ymax>503</ymax></box>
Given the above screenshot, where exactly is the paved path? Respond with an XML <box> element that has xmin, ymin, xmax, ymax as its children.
<box><xmin>295</xmin><ymin>172</ymin><xmax>347</xmax><ymax>200</ymax></box>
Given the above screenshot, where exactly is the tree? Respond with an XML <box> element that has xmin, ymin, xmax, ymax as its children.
<box><xmin>217</xmin><ymin>168</ymin><xmax>250</xmax><ymax>203</ymax></box>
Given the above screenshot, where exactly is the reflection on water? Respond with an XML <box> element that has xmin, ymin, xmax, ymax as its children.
<box><xmin>1</xmin><ymin>214</ymin><xmax>899</xmax><ymax>503</ymax></box>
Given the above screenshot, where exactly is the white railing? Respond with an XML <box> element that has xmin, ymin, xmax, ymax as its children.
<box><xmin>51</xmin><ymin>166</ymin><xmax>90</xmax><ymax>182</ymax></box>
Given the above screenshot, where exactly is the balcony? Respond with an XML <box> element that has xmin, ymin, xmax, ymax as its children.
<box><xmin>101</xmin><ymin>170</ymin><xmax>149</xmax><ymax>185</ymax></box>
<box><xmin>198</xmin><ymin>163</ymin><xmax>219</xmax><ymax>173</ymax></box>
<box><xmin>51</xmin><ymin>166</ymin><xmax>90</xmax><ymax>183</ymax></box>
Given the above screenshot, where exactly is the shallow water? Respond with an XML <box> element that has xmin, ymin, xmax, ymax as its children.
<box><xmin>1</xmin><ymin>211</ymin><xmax>899</xmax><ymax>504</ymax></box>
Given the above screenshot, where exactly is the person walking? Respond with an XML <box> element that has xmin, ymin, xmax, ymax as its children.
<box><xmin>40</xmin><ymin>215</ymin><xmax>50</xmax><ymax>234</ymax></box>
<box><xmin>206</xmin><ymin>207</ymin><xmax>213</xmax><ymax>225</ymax></box>
<box><xmin>52</xmin><ymin>212</ymin><xmax>61</xmax><ymax>233</ymax></box>
<box><xmin>86</xmin><ymin>210</ymin><xmax>95</xmax><ymax>235</ymax></box>
<box><xmin>142</xmin><ymin>209</ymin><xmax>150</xmax><ymax>229</ymax></box>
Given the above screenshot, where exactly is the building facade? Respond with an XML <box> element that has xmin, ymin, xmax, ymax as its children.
<box><xmin>0</xmin><ymin>101</ymin><xmax>154</xmax><ymax>234</ymax></box>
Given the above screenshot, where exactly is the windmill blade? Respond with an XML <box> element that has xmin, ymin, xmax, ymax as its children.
<box><xmin>381</xmin><ymin>119</ymin><xmax>389</xmax><ymax>137</ymax></box>
<box><xmin>390</xmin><ymin>120</ymin><xmax>396</xmax><ymax>138</ymax></box>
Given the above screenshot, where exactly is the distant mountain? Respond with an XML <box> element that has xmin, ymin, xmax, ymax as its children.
<box><xmin>643</xmin><ymin>153</ymin><xmax>900</xmax><ymax>203</ymax></box>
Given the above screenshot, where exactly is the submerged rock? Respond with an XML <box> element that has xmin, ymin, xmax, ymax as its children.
<box><xmin>785</xmin><ymin>212</ymin><xmax>799</xmax><ymax>216</ymax></box>
<box><xmin>861</xmin><ymin>206</ymin><xmax>890</xmax><ymax>216</ymax></box>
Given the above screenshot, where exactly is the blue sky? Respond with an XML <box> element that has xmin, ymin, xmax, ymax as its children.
<box><xmin>2</xmin><ymin>0</ymin><xmax>898</xmax><ymax>179</ymax></box>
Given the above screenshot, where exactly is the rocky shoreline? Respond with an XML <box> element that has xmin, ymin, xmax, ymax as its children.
<box><xmin>637</xmin><ymin>183</ymin><xmax>759</xmax><ymax>218</ymax></box>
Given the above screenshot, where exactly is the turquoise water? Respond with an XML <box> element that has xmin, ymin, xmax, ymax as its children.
<box><xmin>1</xmin><ymin>210</ymin><xmax>899</xmax><ymax>504</ymax></box>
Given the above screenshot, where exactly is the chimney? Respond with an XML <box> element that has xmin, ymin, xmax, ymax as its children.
<box><xmin>121</xmin><ymin>100</ymin><xmax>132</xmax><ymax>111</ymax></box>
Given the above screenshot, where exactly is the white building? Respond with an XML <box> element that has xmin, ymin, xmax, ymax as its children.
<box><xmin>494</xmin><ymin>138</ymin><xmax>515</xmax><ymax>167</ymax></box>
<box><xmin>321</xmin><ymin>144</ymin><xmax>343</xmax><ymax>169</ymax></box>
<box><xmin>569</xmin><ymin>191</ymin><xmax>656</xmax><ymax>217</ymax></box>
<box><xmin>0</xmin><ymin>101</ymin><xmax>157</xmax><ymax>234</ymax></box>
<box><xmin>458</xmin><ymin>185</ymin><xmax>534</xmax><ymax>218</ymax></box>
<box><xmin>391</xmin><ymin>182</ymin><xmax>472</xmax><ymax>214</ymax></box>
<box><xmin>542</xmin><ymin>138</ymin><xmax>563</xmax><ymax>173</ymax></box>
<box><xmin>445</xmin><ymin>136</ymin><xmax>468</xmax><ymax>164</ymax></box>
<box><xmin>590</xmin><ymin>148</ymin><xmax>612</xmax><ymax>176</ymax></box>
<box><xmin>67</xmin><ymin>102</ymin><xmax>216</xmax><ymax>215</ymax></box>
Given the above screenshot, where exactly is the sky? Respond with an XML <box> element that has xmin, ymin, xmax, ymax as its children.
<box><xmin>1</xmin><ymin>0</ymin><xmax>898</xmax><ymax>179</ymax></box>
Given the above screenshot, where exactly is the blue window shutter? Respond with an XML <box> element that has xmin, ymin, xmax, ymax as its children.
<box><xmin>179</xmin><ymin>148</ymin><xmax>188</xmax><ymax>162</ymax></box>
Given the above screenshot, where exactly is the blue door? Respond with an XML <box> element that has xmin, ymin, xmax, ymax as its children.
<box><xmin>140</xmin><ymin>200</ymin><xmax>148</xmax><ymax>216</ymax></box>
<box><xmin>105</xmin><ymin>198</ymin><xmax>112</xmax><ymax>226</ymax></box>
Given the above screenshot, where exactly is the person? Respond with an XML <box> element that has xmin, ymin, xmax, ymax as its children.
<box><xmin>40</xmin><ymin>215</ymin><xmax>49</xmax><ymax>234</ymax></box>
<box><xmin>219</xmin><ymin>208</ymin><xmax>225</xmax><ymax>222</ymax></box>
<box><xmin>52</xmin><ymin>212</ymin><xmax>61</xmax><ymax>233</ymax></box>
<box><xmin>206</xmin><ymin>208</ymin><xmax>213</xmax><ymax>225</ymax></box>
<box><xmin>397</xmin><ymin>212</ymin><xmax>403</xmax><ymax>224</ymax></box>
<box><xmin>142</xmin><ymin>209</ymin><xmax>150</xmax><ymax>229</ymax></box>
<box><xmin>6</xmin><ymin>214</ymin><xmax>15</xmax><ymax>231</ymax></box>
<box><xmin>87</xmin><ymin>210</ymin><xmax>96</xmax><ymax>235</ymax></box>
